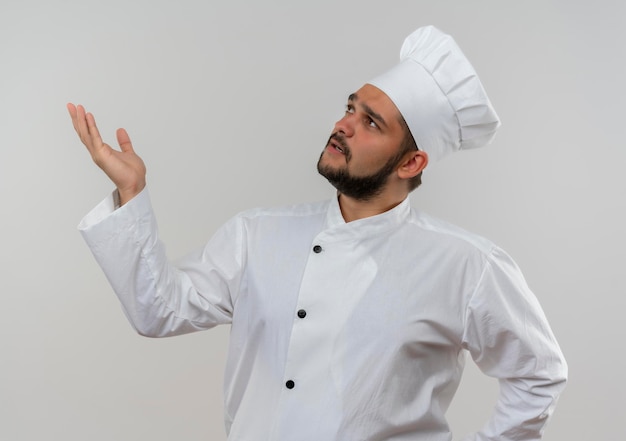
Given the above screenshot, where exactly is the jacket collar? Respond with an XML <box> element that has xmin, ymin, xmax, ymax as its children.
<box><xmin>321</xmin><ymin>194</ymin><xmax>411</xmax><ymax>240</ymax></box>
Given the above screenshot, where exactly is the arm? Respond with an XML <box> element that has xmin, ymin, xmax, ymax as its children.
<box><xmin>70</xmin><ymin>104</ymin><xmax>237</xmax><ymax>336</ymax></box>
<box><xmin>78</xmin><ymin>188</ymin><xmax>237</xmax><ymax>337</ymax></box>
<box><xmin>460</xmin><ymin>247</ymin><xmax>567</xmax><ymax>441</ymax></box>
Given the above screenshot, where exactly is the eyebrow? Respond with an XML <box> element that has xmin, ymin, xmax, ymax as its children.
<box><xmin>348</xmin><ymin>93</ymin><xmax>389</xmax><ymax>129</ymax></box>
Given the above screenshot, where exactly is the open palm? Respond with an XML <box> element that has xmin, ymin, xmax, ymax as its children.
<box><xmin>68</xmin><ymin>103</ymin><xmax>146</xmax><ymax>205</ymax></box>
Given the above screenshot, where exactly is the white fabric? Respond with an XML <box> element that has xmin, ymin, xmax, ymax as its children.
<box><xmin>369</xmin><ymin>26</ymin><xmax>501</xmax><ymax>163</ymax></box>
<box><xmin>79</xmin><ymin>189</ymin><xmax>567</xmax><ymax>441</ymax></box>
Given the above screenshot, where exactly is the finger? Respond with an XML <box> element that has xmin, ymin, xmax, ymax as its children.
<box><xmin>67</xmin><ymin>103</ymin><xmax>82</xmax><ymax>141</ymax></box>
<box><xmin>67</xmin><ymin>103</ymin><xmax>80</xmax><ymax>134</ymax></box>
<box><xmin>116</xmin><ymin>128</ymin><xmax>134</xmax><ymax>153</ymax></box>
<box><xmin>72</xmin><ymin>104</ymin><xmax>93</xmax><ymax>149</ymax></box>
<box><xmin>75</xmin><ymin>104</ymin><xmax>91</xmax><ymax>144</ymax></box>
<box><xmin>67</xmin><ymin>102</ymin><xmax>77</xmax><ymax>118</ymax></box>
<box><xmin>85</xmin><ymin>112</ymin><xmax>105</xmax><ymax>152</ymax></box>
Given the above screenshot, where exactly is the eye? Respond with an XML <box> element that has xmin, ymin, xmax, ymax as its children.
<box><xmin>345</xmin><ymin>104</ymin><xmax>355</xmax><ymax>114</ymax></box>
<box><xmin>366</xmin><ymin>116</ymin><xmax>378</xmax><ymax>129</ymax></box>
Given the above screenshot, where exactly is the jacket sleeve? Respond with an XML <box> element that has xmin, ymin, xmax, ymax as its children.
<box><xmin>460</xmin><ymin>247</ymin><xmax>567</xmax><ymax>441</ymax></box>
<box><xmin>78</xmin><ymin>188</ymin><xmax>241</xmax><ymax>337</ymax></box>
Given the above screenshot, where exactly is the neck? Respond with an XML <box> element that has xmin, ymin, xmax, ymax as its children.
<box><xmin>337</xmin><ymin>190</ymin><xmax>408</xmax><ymax>222</ymax></box>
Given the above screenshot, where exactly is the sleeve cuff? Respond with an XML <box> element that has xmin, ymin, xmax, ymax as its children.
<box><xmin>77</xmin><ymin>187</ymin><xmax>150</xmax><ymax>231</ymax></box>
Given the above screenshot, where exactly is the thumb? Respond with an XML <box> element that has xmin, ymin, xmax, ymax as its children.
<box><xmin>116</xmin><ymin>128</ymin><xmax>134</xmax><ymax>153</ymax></box>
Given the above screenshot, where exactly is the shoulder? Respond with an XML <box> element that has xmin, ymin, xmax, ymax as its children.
<box><xmin>221</xmin><ymin>200</ymin><xmax>331</xmax><ymax>237</ymax></box>
<box><xmin>207</xmin><ymin>199</ymin><xmax>331</xmax><ymax>247</ymax></box>
<box><xmin>405</xmin><ymin>209</ymin><xmax>528</xmax><ymax>281</ymax></box>
<box><xmin>235</xmin><ymin>199</ymin><xmax>330</xmax><ymax>222</ymax></box>
<box><xmin>406</xmin><ymin>208</ymin><xmax>497</xmax><ymax>257</ymax></box>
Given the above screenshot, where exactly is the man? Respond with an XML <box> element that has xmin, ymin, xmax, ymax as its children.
<box><xmin>69</xmin><ymin>26</ymin><xmax>566</xmax><ymax>441</ymax></box>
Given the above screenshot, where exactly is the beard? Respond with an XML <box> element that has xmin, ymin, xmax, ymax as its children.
<box><xmin>317</xmin><ymin>133</ymin><xmax>405</xmax><ymax>201</ymax></box>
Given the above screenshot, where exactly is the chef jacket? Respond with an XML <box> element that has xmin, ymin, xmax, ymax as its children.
<box><xmin>78</xmin><ymin>188</ymin><xmax>567</xmax><ymax>441</ymax></box>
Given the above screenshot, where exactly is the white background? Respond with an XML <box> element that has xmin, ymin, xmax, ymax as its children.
<box><xmin>1</xmin><ymin>0</ymin><xmax>624</xmax><ymax>439</ymax></box>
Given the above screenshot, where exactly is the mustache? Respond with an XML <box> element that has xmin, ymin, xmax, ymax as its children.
<box><xmin>328</xmin><ymin>133</ymin><xmax>351</xmax><ymax>158</ymax></box>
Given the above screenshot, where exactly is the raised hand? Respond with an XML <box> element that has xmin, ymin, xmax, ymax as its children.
<box><xmin>68</xmin><ymin>103</ymin><xmax>146</xmax><ymax>205</ymax></box>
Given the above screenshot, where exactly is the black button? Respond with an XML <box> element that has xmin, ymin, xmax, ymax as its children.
<box><xmin>313</xmin><ymin>245</ymin><xmax>322</xmax><ymax>253</ymax></box>
<box><xmin>285</xmin><ymin>380</ymin><xmax>295</xmax><ymax>389</ymax></box>
<box><xmin>297</xmin><ymin>309</ymin><xmax>307</xmax><ymax>319</ymax></box>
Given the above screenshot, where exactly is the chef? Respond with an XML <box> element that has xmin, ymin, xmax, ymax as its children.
<box><xmin>69</xmin><ymin>25</ymin><xmax>567</xmax><ymax>441</ymax></box>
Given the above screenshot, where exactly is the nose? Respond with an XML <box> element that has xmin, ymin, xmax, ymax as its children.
<box><xmin>334</xmin><ymin>112</ymin><xmax>355</xmax><ymax>137</ymax></box>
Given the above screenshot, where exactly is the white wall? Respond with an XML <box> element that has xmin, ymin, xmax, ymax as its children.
<box><xmin>1</xmin><ymin>0</ymin><xmax>623</xmax><ymax>439</ymax></box>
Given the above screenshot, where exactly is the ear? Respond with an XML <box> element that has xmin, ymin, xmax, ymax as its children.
<box><xmin>397</xmin><ymin>150</ymin><xmax>429</xmax><ymax>179</ymax></box>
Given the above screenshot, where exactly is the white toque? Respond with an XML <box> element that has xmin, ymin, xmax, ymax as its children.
<box><xmin>369</xmin><ymin>26</ymin><xmax>501</xmax><ymax>163</ymax></box>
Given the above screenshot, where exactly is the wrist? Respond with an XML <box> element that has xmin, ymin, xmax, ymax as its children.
<box><xmin>118</xmin><ymin>182</ymin><xmax>145</xmax><ymax>206</ymax></box>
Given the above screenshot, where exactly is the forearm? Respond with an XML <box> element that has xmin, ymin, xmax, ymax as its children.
<box><xmin>461</xmin><ymin>247</ymin><xmax>568</xmax><ymax>440</ymax></box>
<box><xmin>78</xmin><ymin>188</ymin><xmax>232</xmax><ymax>337</ymax></box>
<box><xmin>461</xmin><ymin>372</ymin><xmax>567</xmax><ymax>441</ymax></box>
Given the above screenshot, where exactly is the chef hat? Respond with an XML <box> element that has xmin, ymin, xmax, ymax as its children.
<box><xmin>368</xmin><ymin>26</ymin><xmax>500</xmax><ymax>163</ymax></box>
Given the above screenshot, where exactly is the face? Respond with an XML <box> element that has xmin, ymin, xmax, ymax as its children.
<box><xmin>317</xmin><ymin>84</ymin><xmax>408</xmax><ymax>201</ymax></box>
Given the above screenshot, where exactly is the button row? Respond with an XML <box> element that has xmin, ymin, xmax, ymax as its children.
<box><xmin>286</xmin><ymin>245</ymin><xmax>321</xmax><ymax>392</ymax></box>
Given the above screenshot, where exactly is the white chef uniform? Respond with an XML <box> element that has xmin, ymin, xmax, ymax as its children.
<box><xmin>79</xmin><ymin>188</ymin><xmax>567</xmax><ymax>441</ymax></box>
